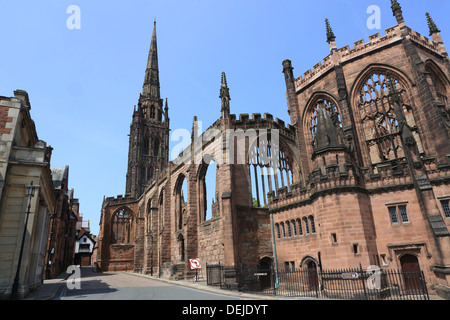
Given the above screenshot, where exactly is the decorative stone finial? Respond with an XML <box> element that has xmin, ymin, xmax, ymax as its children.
<box><xmin>426</xmin><ymin>12</ymin><xmax>441</xmax><ymax>36</ymax></box>
<box><xmin>325</xmin><ymin>18</ymin><xmax>336</xmax><ymax>44</ymax></box>
<box><xmin>220</xmin><ymin>72</ymin><xmax>231</xmax><ymax>112</ymax></box>
<box><xmin>390</xmin><ymin>0</ymin><xmax>402</xmax><ymax>15</ymax></box>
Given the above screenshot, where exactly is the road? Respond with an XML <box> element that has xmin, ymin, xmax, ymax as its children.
<box><xmin>58</xmin><ymin>267</ymin><xmax>243</xmax><ymax>300</ymax></box>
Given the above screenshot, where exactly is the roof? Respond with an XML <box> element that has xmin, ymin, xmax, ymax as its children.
<box><xmin>50</xmin><ymin>166</ymin><xmax>69</xmax><ymax>189</ymax></box>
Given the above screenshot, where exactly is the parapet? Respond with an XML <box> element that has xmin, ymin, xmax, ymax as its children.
<box><xmin>229</xmin><ymin>112</ymin><xmax>296</xmax><ymax>138</ymax></box>
<box><xmin>294</xmin><ymin>24</ymin><xmax>441</xmax><ymax>92</ymax></box>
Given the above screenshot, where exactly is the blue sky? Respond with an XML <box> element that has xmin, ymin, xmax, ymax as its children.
<box><xmin>0</xmin><ymin>0</ymin><xmax>448</xmax><ymax>236</ymax></box>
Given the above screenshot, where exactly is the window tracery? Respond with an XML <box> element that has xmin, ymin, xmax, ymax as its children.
<box><xmin>111</xmin><ymin>208</ymin><xmax>133</xmax><ymax>244</ymax></box>
<box><xmin>249</xmin><ymin>133</ymin><xmax>294</xmax><ymax>207</ymax></box>
<box><xmin>357</xmin><ymin>71</ymin><xmax>423</xmax><ymax>166</ymax></box>
<box><xmin>309</xmin><ymin>98</ymin><xmax>342</xmax><ymax>149</ymax></box>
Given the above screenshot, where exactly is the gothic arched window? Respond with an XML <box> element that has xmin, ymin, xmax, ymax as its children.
<box><xmin>309</xmin><ymin>98</ymin><xmax>342</xmax><ymax>148</ymax></box>
<box><xmin>111</xmin><ymin>208</ymin><xmax>133</xmax><ymax>244</ymax></box>
<box><xmin>150</xmin><ymin>105</ymin><xmax>156</xmax><ymax>119</ymax></box>
<box><xmin>146</xmin><ymin>199</ymin><xmax>152</xmax><ymax>234</ymax></box>
<box><xmin>153</xmin><ymin>139</ymin><xmax>160</xmax><ymax>156</ymax></box>
<box><xmin>147</xmin><ymin>166</ymin><xmax>154</xmax><ymax>181</ymax></box>
<box><xmin>249</xmin><ymin>131</ymin><xmax>295</xmax><ymax>207</ymax></box>
<box><xmin>198</xmin><ymin>158</ymin><xmax>218</xmax><ymax>222</ymax></box>
<box><xmin>357</xmin><ymin>70</ymin><xmax>423</xmax><ymax>166</ymax></box>
<box><xmin>175</xmin><ymin>174</ymin><xmax>187</xmax><ymax>230</ymax></box>
<box><xmin>426</xmin><ymin>63</ymin><xmax>450</xmax><ymax>127</ymax></box>
<box><xmin>143</xmin><ymin>137</ymin><xmax>150</xmax><ymax>155</ymax></box>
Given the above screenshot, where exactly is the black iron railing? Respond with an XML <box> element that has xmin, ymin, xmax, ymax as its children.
<box><xmin>206</xmin><ymin>264</ymin><xmax>429</xmax><ymax>300</ymax></box>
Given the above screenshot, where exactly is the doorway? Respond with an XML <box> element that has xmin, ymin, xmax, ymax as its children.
<box><xmin>400</xmin><ymin>254</ymin><xmax>421</xmax><ymax>292</ymax></box>
<box><xmin>258</xmin><ymin>257</ymin><xmax>273</xmax><ymax>289</ymax></box>
<box><xmin>307</xmin><ymin>260</ymin><xmax>319</xmax><ymax>291</ymax></box>
<box><xmin>178</xmin><ymin>234</ymin><xmax>185</xmax><ymax>262</ymax></box>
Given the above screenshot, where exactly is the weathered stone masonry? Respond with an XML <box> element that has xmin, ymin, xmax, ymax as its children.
<box><xmin>98</xmin><ymin>2</ymin><xmax>450</xmax><ymax>299</ymax></box>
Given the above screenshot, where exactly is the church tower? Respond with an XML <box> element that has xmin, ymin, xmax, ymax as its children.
<box><xmin>126</xmin><ymin>20</ymin><xmax>170</xmax><ymax>198</ymax></box>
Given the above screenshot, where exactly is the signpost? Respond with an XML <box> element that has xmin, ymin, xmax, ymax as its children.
<box><xmin>190</xmin><ymin>258</ymin><xmax>201</xmax><ymax>282</ymax></box>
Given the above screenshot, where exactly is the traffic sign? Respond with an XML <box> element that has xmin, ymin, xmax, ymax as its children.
<box><xmin>190</xmin><ymin>258</ymin><xmax>201</xmax><ymax>270</ymax></box>
<box><xmin>342</xmin><ymin>272</ymin><xmax>359</xmax><ymax>279</ymax></box>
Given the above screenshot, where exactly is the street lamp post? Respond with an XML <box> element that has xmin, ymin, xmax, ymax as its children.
<box><xmin>10</xmin><ymin>182</ymin><xmax>36</xmax><ymax>300</ymax></box>
<box><xmin>148</xmin><ymin>234</ymin><xmax>154</xmax><ymax>276</ymax></box>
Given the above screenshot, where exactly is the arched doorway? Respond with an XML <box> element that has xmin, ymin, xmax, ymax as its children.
<box><xmin>177</xmin><ymin>234</ymin><xmax>185</xmax><ymax>262</ymax></box>
<box><xmin>258</xmin><ymin>257</ymin><xmax>273</xmax><ymax>289</ymax></box>
<box><xmin>400</xmin><ymin>254</ymin><xmax>421</xmax><ymax>292</ymax></box>
<box><xmin>302</xmin><ymin>258</ymin><xmax>319</xmax><ymax>291</ymax></box>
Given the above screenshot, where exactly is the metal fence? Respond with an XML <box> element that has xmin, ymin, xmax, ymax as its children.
<box><xmin>206</xmin><ymin>264</ymin><xmax>429</xmax><ymax>300</ymax></box>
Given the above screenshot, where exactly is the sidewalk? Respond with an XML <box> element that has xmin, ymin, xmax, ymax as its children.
<box><xmin>24</xmin><ymin>271</ymin><xmax>70</xmax><ymax>300</ymax></box>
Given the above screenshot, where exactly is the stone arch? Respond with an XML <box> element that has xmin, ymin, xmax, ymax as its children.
<box><xmin>300</xmin><ymin>255</ymin><xmax>319</xmax><ymax>290</ymax></box>
<box><xmin>349</xmin><ymin>65</ymin><xmax>424</xmax><ymax>168</ymax></box>
<box><xmin>197</xmin><ymin>155</ymin><xmax>218</xmax><ymax>222</ymax></box>
<box><xmin>146</xmin><ymin>198</ymin><xmax>152</xmax><ymax>234</ymax></box>
<box><xmin>177</xmin><ymin>233</ymin><xmax>185</xmax><ymax>262</ymax></box>
<box><xmin>425</xmin><ymin>60</ymin><xmax>450</xmax><ymax>125</ymax></box>
<box><xmin>248</xmin><ymin>131</ymin><xmax>297</xmax><ymax>207</ymax></box>
<box><xmin>300</xmin><ymin>255</ymin><xmax>319</xmax><ymax>268</ymax></box>
<box><xmin>174</xmin><ymin>173</ymin><xmax>188</xmax><ymax>231</ymax></box>
<box><xmin>158</xmin><ymin>188</ymin><xmax>165</xmax><ymax>232</ymax></box>
<box><xmin>303</xmin><ymin>93</ymin><xmax>343</xmax><ymax>167</ymax></box>
<box><xmin>110</xmin><ymin>206</ymin><xmax>134</xmax><ymax>244</ymax></box>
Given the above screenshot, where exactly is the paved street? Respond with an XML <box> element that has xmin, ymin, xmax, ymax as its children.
<box><xmin>57</xmin><ymin>267</ymin><xmax>243</xmax><ymax>300</ymax></box>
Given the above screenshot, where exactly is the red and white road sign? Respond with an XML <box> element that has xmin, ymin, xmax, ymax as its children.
<box><xmin>190</xmin><ymin>258</ymin><xmax>201</xmax><ymax>270</ymax></box>
<box><xmin>342</xmin><ymin>272</ymin><xmax>359</xmax><ymax>279</ymax></box>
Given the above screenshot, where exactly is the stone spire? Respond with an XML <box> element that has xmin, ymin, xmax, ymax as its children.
<box><xmin>426</xmin><ymin>12</ymin><xmax>441</xmax><ymax>36</ymax></box>
<box><xmin>220</xmin><ymin>72</ymin><xmax>230</xmax><ymax>113</ymax></box>
<box><xmin>325</xmin><ymin>18</ymin><xmax>336</xmax><ymax>44</ymax></box>
<box><xmin>390</xmin><ymin>0</ymin><xmax>404</xmax><ymax>24</ymax></box>
<box><xmin>390</xmin><ymin>0</ymin><xmax>402</xmax><ymax>14</ymax></box>
<box><xmin>142</xmin><ymin>20</ymin><xmax>160</xmax><ymax>99</ymax></box>
<box><xmin>164</xmin><ymin>97</ymin><xmax>169</xmax><ymax>120</ymax></box>
<box><xmin>325</xmin><ymin>18</ymin><xmax>337</xmax><ymax>51</ymax></box>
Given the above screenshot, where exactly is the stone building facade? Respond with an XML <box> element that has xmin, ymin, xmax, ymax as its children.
<box><xmin>98</xmin><ymin>2</ymin><xmax>450</xmax><ymax>298</ymax></box>
<box><xmin>0</xmin><ymin>90</ymin><xmax>56</xmax><ymax>299</ymax></box>
<box><xmin>45</xmin><ymin>166</ymin><xmax>78</xmax><ymax>279</ymax></box>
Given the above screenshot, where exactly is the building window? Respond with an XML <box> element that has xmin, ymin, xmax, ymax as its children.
<box><xmin>353</xmin><ymin>243</ymin><xmax>359</xmax><ymax>255</ymax></box>
<box><xmin>275</xmin><ymin>223</ymin><xmax>281</xmax><ymax>239</ymax></box>
<box><xmin>388</xmin><ymin>206</ymin><xmax>399</xmax><ymax>224</ymax></box>
<box><xmin>388</xmin><ymin>204</ymin><xmax>409</xmax><ymax>224</ymax></box>
<box><xmin>331</xmin><ymin>233</ymin><xmax>337</xmax><ymax>244</ymax></box>
<box><xmin>79</xmin><ymin>244</ymin><xmax>90</xmax><ymax>252</ymax></box>
<box><xmin>248</xmin><ymin>132</ymin><xmax>295</xmax><ymax>207</ymax></box>
<box><xmin>111</xmin><ymin>208</ymin><xmax>133</xmax><ymax>244</ymax></box>
<box><xmin>303</xmin><ymin>217</ymin><xmax>310</xmax><ymax>235</ymax></box>
<box><xmin>357</xmin><ymin>70</ymin><xmax>423</xmax><ymax>166</ymax></box>
<box><xmin>285</xmin><ymin>262</ymin><xmax>290</xmax><ymax>272</ymax></box>
<box><xmin>291</xmin><ymin>220</ymin><xmax>297</xmax><ymax>236</ymax></box>
<box><xmin>281</xmin><ymin>222</ymin><xmax>286</xmax><ymax>238</ymax></box>
<box><xmin>143</xmin><ymin>137</ymin><xmax>150</xmax><ymax>155</ymax></box>
<box><xmin>398</xmin><ymin>205</ymin><xmax>409</xmax><ymax>223</ymax></box>
<box><xmin>309</xmin><ymin>98</ymin><xmax>342</xmax><ymax>149</ymax></box>
<box><xmin>297</xmin><ymin>218</ymin><xmax>303</xmax><ymax>236</ymax></box>
<box><xmin>309</xmin><ymin>216</ymin><xmax>316</xmax><ymax>234</ymax></box>
<box><xmin>150</xmin><ymin>105</ymin><xmax>156</xmax><ymax>119</ymax></box>
<box><xmin>441</xmin><ymin>200</ymin><xmax>450</xmax><ymax>218</ymax></box>
<box><xmin>286</xmin><ymin>221</ymin><xmax>292</xmax><ymax>237</ymax></box>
